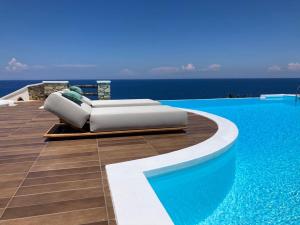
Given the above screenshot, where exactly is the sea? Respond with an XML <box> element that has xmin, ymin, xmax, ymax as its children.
<box><xmin>1</xmin><ymin>79</ymin><xmax>300</xmax><ymax>100</ymax></box>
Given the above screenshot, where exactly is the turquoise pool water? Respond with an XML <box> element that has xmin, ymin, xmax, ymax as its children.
<box><xmin>148</xmin><ymin>97</ymin><xmax>300</xmax><ymax>225</ymax></box>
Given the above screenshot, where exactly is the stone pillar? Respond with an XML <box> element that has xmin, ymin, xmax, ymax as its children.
<box><xmin>28</xmin><ymin>83</ymin><xmax>45</xmax><ymax>100</ymax></box>
<box><xmin>97</xmin><ymin>80</ymin><xmax>111</xmax><ymax>100</ymax></box>
<box><xmin>43</xmin><ymin>81</ymin><xmax>69</xmax><ymax>98</ymax></box>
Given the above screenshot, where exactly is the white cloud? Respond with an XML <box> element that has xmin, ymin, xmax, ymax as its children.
<box><xmin>150</xmin><ymin>63</ymin><xmax>221</xmax><ymax>75</ymax></box>
<box><xmin>5</xmin><ymin>58</ymin><xmax>29</xmax><ymax>72</ymax></box>
<box><xmin>288</xmin><ymin>62</ymin><xmax>300</xmax><ymax>71</ymax></box>
<box><xmin>200</xmin><ymin>64</ymin><xmax>221</xmax><ymax>72</ymax></box>
<box><xmin>268</xmin><ymin>65</ymin><xmax>281</xmax><ymax>72</ymax></box>
<box><xmin>55</xmin><ymin>64</ymin><xmax>97</xmax><ymax>68</ymax></box>
<box><xmin>120</xmin><ymin>68</ymin><xmax>134</xmax><ymax>75</ymax></box>
<box><xmin>150</xmin><ymin>66</ymin><xmax>179</xmax><ymax>74</ymax></box>
<box><xmin>207</xmin><ymin>64</ymin><xmax>221</xmax><ymax>71</ymax></box>
<box><xmin>182</xmin><ymin>63</ymin><xmax>196</xmax><ymax>72</ymax></box>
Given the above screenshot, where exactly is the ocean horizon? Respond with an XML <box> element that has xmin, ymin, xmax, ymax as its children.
<box><xmin>1</xmin><ymin>78</ymin><xmax>300</xmax><ymax>100</ymax></box>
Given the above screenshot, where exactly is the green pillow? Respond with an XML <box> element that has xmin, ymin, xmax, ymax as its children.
<box><xmin>69</xmin><ymin>86</ymin><xmax>83</xmax><ymax>95</ymax></box>
<box><xmin>62</xmin><ymin>90</ymin><xmax>82</xmax><ymax>105</ymax></box>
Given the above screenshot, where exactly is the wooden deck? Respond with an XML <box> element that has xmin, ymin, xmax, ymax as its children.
<box><xmin>0</xmin><ymin>101</ymin><xmax>217</xmax><ymax>225</ymax></box>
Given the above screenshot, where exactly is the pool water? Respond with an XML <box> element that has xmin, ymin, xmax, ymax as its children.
<box><xmin>148</xmin><ymin>97</ymin><xmax>300</xmax><ymax>225</ymax></box>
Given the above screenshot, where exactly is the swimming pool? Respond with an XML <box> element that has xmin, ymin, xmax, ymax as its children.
<box><xmin>148</xmin><ymin>96</ymin><xmax>300</xmax><ymax>225</ymax></box>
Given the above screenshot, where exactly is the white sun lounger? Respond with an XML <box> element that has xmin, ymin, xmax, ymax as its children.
<box><xmin>90</xmin><ymin>105</ymin><xmax>187</xmax><ymax>132</ymax></box>
<box><xmin>44</xmin><ymin>92</ymin><xmax>187</xmax><ymax>138</ymax></box>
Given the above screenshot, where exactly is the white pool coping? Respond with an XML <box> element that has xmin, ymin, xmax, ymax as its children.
<box><xmin>106</xmin><ymin>108</ymin><xmax>239</xmax><ymax>225</ymax></box>
<box><xmin>260</xmin><ymin>93</ymin><xmax>295</xmax><ymax>99</ymax></box>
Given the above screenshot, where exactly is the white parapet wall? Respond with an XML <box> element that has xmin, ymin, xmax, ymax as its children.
<box><xmin>1</xmin><ymin>83</ymin><xmax>42</xmax><ymax>101</ymax></box>
<box><xmin>2</xmin><ymin>80</ymin><xmax>111</xmax><ymax>102</ymax></box>
<box><xmin>1</xmin><ymin>81</ymin><xmax>69</xmax><ymax>102</ymax></box>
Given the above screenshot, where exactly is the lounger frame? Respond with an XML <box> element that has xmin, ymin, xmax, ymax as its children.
<box><xmin>44</xmin><ymin>123</ymin><xmax>187</xmax><ymax>139</ymax></box>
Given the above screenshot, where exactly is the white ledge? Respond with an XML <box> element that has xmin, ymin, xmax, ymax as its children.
<box><xmin>106</xmin><ymin>108</ymin><xmax>239</xmax><ymax>225</ymax></box>
<box><xmin>43</xmin><ymin>81</ymin><xmax>69</xmax><ymax>84</ymax></box>
<box><xmin>260</xmin><ymin>93</ymin><xmax>295</xmax><ymax>99</ymax></box>
<box><xmin>97</xmin><ymin>80</ymin><xmax>111</xmax><ymax>84</ymax></box>
<box><xmin>1</xmin><ymin>82</ymin><xmax>43</xmax><ymax>101</ymax></box>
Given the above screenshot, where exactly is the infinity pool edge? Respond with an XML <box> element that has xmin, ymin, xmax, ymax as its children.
<box><xmin>106</xmin><ymin>108</ymin><xmax>239</xmax><ymax>225</ymax></box>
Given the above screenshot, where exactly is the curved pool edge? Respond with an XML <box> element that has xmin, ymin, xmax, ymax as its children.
<box><xmin>106</xmin><ymin>108</ymin><xmax>239</xmax><ymax>225</ymax></box>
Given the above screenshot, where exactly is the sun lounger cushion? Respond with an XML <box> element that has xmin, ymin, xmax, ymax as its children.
<box><xmin>62</xmin><ymin>90</ymin><xmax>83</xmax><ymax>105</ymax></box>
<box><xmin>89</xmin><ymin>105</ymin><xmax>187</xmax><ymax>132</ymax></box>
<box><xmin>44</xmin><ymin>92</ymin><xmax>91</xmax><ymax>129</ymax></box>
<box><xmin>69</xmin><ymin>86</ymin><xmax>83</xmax><ymax>95</ymax></box>
<box><xmin>80</xmin><ymin>95</ymin><xmax>160</xmax><ymax>108</ymax></box>
<box><xmin>91</xmin><ymin>99</ymin><xmax>161</xmax><ymax>108</ymax></box>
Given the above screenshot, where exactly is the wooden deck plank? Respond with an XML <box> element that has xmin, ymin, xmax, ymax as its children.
<box><xmin>0</xmin><ymin>102</ymin><xmax>217</xmax><ymax>224</ymax></box>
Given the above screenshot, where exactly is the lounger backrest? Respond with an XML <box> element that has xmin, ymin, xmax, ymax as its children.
<box><xmin>44</xmin><ymin>92</ymin><xmax>91</xmax><ymax>129</ymax></box>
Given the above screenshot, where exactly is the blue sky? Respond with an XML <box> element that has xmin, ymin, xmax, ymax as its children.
<box><xmin>0</xmin><ymin>0</ymin><xmax>300</xmax><ymax>79</ymax></box>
